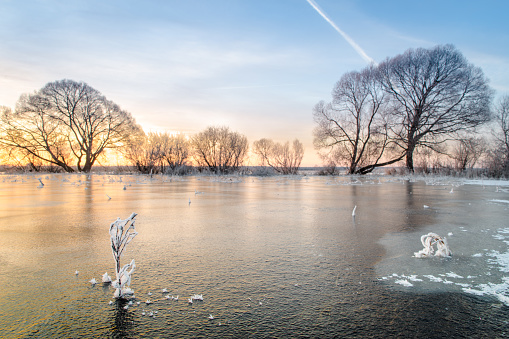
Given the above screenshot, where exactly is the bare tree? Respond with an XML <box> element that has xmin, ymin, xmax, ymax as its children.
<box><xmin>451</xmin><ymin>137</ymin><xmax>486</xmax><ymax>171</ymax></box>
<box><xmin>0</xmin><ymin>80</ymin><xmax>140</xmax><ymax>172</ymax></box>
<box><xmin>253</xmin><ymin>138</ymin><xmax>304</xmax><ymax>174</ymax></box>
<box><xmin>378</xmin><ymin>44</ymin><xmax>493</xmax><ymax>172</ymax></box>
<box><xmin>493</xmin><ymin>95</ymin><xmax>509</xmax><ymax>157</ymax></box>
<box><xmin>192</xmin><ymin>126</ymin><xmax>248</xmax><ymax>173</ymax></box>
<box><xmin>313</xmin><ymin>66</ymin><xmax>404</xmax><ymax>174</ymax></box>
<box><xmin>124</xmin><ymin>131</ymin><xmax>160</xmax><ymax>174</ymax></box>
<box><xmin>124</xmin><ymin>131</ymin><xmax>191</xmax><ymax>174</ymax></box>
<box><xmin>487</xmin><ymin>95</ymin><xmax>509</xmax><ymax>176</ymax></box>
<box><xmin>158</xmin><ymin>133</ymin><xmax>190</xmax><ymax>172</ymax></box>
<box><xmin>0</xmin><ymin>102</ymin><xmax>75</xmax><ymax>172</ymax></box>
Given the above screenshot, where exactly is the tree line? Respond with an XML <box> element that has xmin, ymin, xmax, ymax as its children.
<box><xmin>1</xmin><ymin>44</ymin><xmax>508</xmax><ymax>177</ymax></box>
<box><xmin>313</xmin><ymin>44</ymin><xmax>509</xmax><ymax>177</ymax></box>
<box><xmin>0</xmin><ymin>81</ymin><xmax>303</xmax><ymax>174</ymax></box>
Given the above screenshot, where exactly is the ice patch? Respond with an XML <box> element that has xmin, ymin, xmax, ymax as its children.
<box><xmin>424</xmin><ymin>275</ymin><xmax>443</xmax><ymax>282</ymax></box>
<box><xmin>489</xmin><ymin>199</ymin><xmax>509</xmax><ymax>204</ymax></box>
<box><xmin>455</xmin><ymin>283</ymin><xmax>471</xmax><ymax>288</ymax></box>
<box><xmin>463</xmin><ymin>277</ymin><xmax>509</xmax><ymax>305</ymax></box>
<box><xmin>463</xmin><ymin>287</ymin><xmax>484</xmax><ymax>296</ymax></box>
<box><xmin>465</xmin><ymin>179</ymin><xmax>509</xmax><ymax>187</ymax></box>
<box><xmin>461</xmin><ymin>229</ymin><xmax>509</xmax><ymax>305</ymax></box>
<box><xmin>407</xmin><ymin>275</ymin><xmax>423</xmax><ymax>282</ymax></box>
<box><xmin>395</xmin><ymin>279</ymin><xmax>413</xmax><ymax>287</ymax></box>
<box><xmin>445</xmin><ymin>272</ymin><xmax>464</xmax><ymax>279</ymax></box>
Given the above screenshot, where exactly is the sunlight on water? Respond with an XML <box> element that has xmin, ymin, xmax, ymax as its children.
<box><xmin>0</xmin><ymin>173</ymin><xmax>508</xmax><ymax>337</ymax></box>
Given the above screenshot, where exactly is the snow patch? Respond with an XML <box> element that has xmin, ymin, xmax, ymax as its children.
<box><xmin>395</xmin><ymin>279</ymin><xmax>413</xmax><ymax>287</ymax></box>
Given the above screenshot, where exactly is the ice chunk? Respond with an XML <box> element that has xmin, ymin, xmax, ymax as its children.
<box><xmin>395</xmin><ymin>279</ymin><xmax>413</xmax><ymax>287</ymax></box>
<box><xmin>414</xmin><ymin>232</ymin><xmax>452</xmax><ymax>258</ymax></box>
<box><xmin>102</xmin><ymin>272</ymin><xmax>112</xmax><ymax>283</ymax></box>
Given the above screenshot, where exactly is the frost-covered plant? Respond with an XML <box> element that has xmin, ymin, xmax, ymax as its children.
<box><xmin>109</xmin><ymin>212</ymin><xmax>138</xmax><ymax>298</ymax></box>
<box><xmin>414</xmin><ymin>232</ymin><xmax>452</xmax><ymax>258</ymax></box>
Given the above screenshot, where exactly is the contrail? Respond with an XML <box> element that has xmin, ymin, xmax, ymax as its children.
<box><xmin>306</xmin><ymin>0</ymin><xmax>376</xmax><ymax>65</ymax></box>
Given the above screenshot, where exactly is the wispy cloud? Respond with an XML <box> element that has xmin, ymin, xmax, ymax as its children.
<box><xmin>306</xmin><ymin>0</ymin><xmax>375</xmax><ymax>65</ymax></box>
<box><xmin>207</xmin><ymin>83</ymin><xmax>298</xmax><ymax>91</ymax></box>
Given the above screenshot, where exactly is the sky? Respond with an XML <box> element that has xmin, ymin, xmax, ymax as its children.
<box><xmin>1</xmin><ymin>0</ymin><xmax>508</xmax><ymax>166</ymax></box>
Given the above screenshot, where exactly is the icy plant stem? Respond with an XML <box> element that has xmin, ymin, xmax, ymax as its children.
<box><xmin>109</xmin><ymin>212</ymin><xmax>138</xmax><ymax>298</ymax></box>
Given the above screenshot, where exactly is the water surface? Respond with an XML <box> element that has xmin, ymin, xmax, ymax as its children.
<box><xmin>0</xmin><ymin>174</ymin><xmax>508</xmax><ymax>338</ymax></box>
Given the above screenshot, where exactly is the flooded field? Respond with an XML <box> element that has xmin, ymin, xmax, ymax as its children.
<box><xmin>0</xmin><ymin>173</ymin><xmax>508</xmax><ymax>338</ymax></box>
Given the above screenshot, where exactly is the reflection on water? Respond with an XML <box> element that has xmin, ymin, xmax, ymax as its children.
<box><xmin>111</xmin><ymin>299</ymin><xmax>135</xmax><ymax>338</ymax></box>
<box><xmin>0</xmin><ymin>173</ymin><xmax>508</xmax><ymax>338</ymax></box>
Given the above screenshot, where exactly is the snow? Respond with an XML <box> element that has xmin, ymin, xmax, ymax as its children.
<box><xmin>464</xmin><ymin>179</ymin><xmax>509</xmax><ymax>187</ymax></box>
<box><xmin>102</xmin><ymin>272</ymin><xmax>112</xmax><ymax>283</ymax></box>
<box><xmin>489</xmin><ymin>199</ymin><xmax>509</xmax><ymax>204</ymax></box>
<box><xmin>395</xmin><ymin>279</ymin><xmax>413</xmax><ymax>287</ymax></box>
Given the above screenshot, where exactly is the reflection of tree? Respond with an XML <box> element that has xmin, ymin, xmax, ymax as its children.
<box><xmin>111</xmin><ymin>299</ymin><xmax>135</xmax><ymax>338</ymax></box>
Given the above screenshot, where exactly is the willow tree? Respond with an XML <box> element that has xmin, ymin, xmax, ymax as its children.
<box><xmin>253</xmin><ymin>138</ymin><xmax>304</xmax><ymax>174</ymax></box>
<box><xmin>192</xmin><ymin>126</ymin><xmax>248</xmax><ymax>173</ymax></box>
<box><xmin>0</xmin><ymin>79</ymin><xmax>140</xmax><ymax>172</ymax></box>
<box><xmin>378</xmin><ymin>44</ymin><xmax>493</xmax><ymax>171</ymax></box>
<box><xmin>124</xmin><ymin>131</ymin><xmax>190</xmax><ymax>174</ymax></box>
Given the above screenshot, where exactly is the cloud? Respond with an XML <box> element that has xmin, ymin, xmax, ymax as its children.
<box><xmin>306</xmin><ymin>0</ymin><xmax>375</xmax><ymax>65</ymax></box>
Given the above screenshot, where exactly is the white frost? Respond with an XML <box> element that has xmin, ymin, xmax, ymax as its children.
<box><xmin>109</xmin><ymin>213</ymin><xmax>138</xmax><ymax>299</ymax></box>
<box><xmin>395</xmin><ymin>279</ymin><xmax>413</xmax><ymax>287</ymax></box>
<box><xmin>102</xmin><ymin>272</ymin><xmax>112</xmax><ymax>283</ymax></box>
<box><xmin>414</xmin><ymin>232</ymin><xmax>452</xmax><ymax>258</ymax></box>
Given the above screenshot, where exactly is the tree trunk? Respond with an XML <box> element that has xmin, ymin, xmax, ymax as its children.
<box><xmin>406</xmin><ymin>141</ymin><xmax>416</xmax><ymax>172</ymax></box>
<box><xmin>82</xmin><ymin>161</ymin><xmax>92</xmax><ymax>173</ymax></box>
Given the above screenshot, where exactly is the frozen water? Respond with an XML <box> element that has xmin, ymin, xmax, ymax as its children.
<box><xmin>0</xmin><ymin>173</ymin><xmax>508</xmax><ymax>337</ymax></box>
<box><xmin>377</xmin><ymin>180</ymin><xmax>509</xmax><ymax>307</ymax></box>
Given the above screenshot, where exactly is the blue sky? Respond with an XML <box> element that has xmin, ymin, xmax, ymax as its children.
<box><xmin>1</xmin><ymin>0</ymin><xmax>508</xmax><ymax>166</ymax></box>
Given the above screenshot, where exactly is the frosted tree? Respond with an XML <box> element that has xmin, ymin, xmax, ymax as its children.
<box><xmin>109</xmin><ymin>213</ymin><xmax>138</xmax><ymax>298</ymax></box>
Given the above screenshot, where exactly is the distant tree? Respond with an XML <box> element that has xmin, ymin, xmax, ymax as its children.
<box><xmin>313</xmin><ymin>66</ymin><xmax>404</xmax><ymax>174</ymax></box>
<box><xmin>493</xmin><ymin>95</ymin><xmax>509</xmax><ymax>158</ymax></box>
<box><xmin>378</xmin><ymin>44</ymin><xmax>493</xmax><ymax>172</ymax></box>
<box><xmin>487</xmin><ymin>95</ymin><xmax>509</xmax><ymax>176</ymax></box>
<box><xmin>124</xmin><ymin>131</ymin><xmax>160</xmax><ymax>174</ymax></box>
<box><xmin>125</xmin><ymin>131</ymin><xmax>191</xmax><ymax>174</ymax></box>
<box><xmin>253</xmin><ymin>138</ymin><xmax>304</xmax><ymax>174</ymax></box>
<box><xmin>413</xmin><ymin>145</ymin><xmax>449</xmax><ymax>174</ymax></box>
<box><xmin>0</xmin><ymin>80</ymin><xmax>140</xmax><ymax>172</ymax></box>
<box><xmin>451</xmin><ymin>137</ymin><xmax>486</xmax><ymax>171</ymax></box>
<box><xmin>158</xmin><ymin>133</ymin><xmax>190</xmax><ymax>172</ymax></box>
<box><xmin>192</xmin><ymin>126</ymin><xmax>248</xmax><ymax>173</ymax></box>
